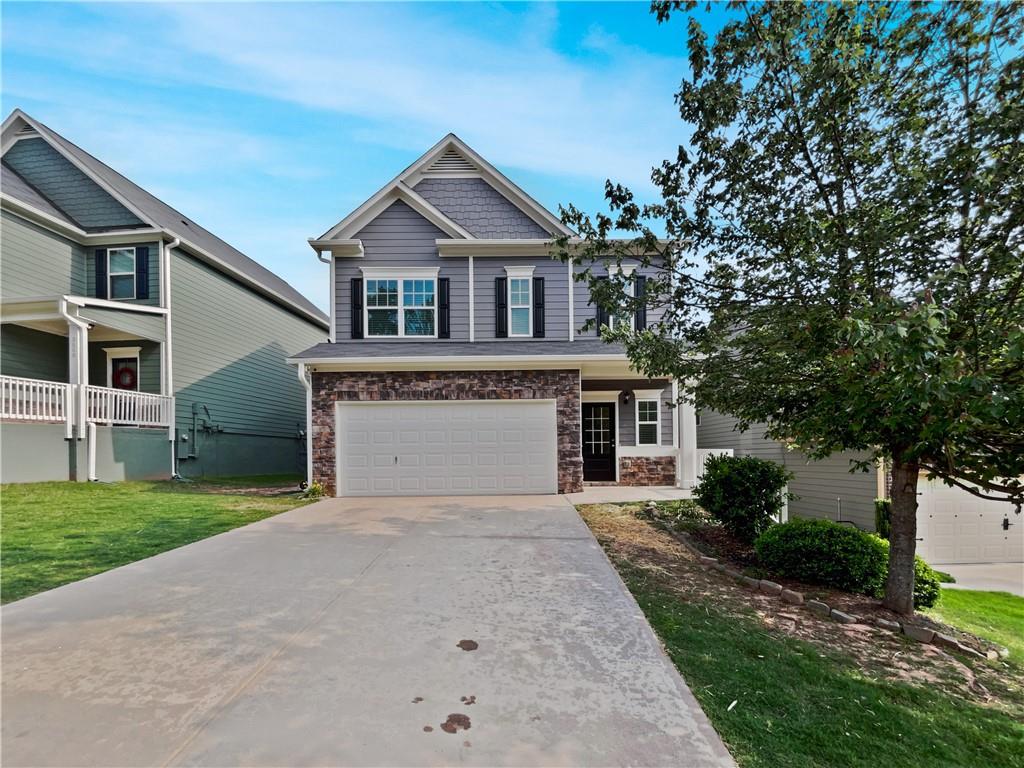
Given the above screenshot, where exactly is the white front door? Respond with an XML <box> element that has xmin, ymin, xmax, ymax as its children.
<box><xmin>335</xmin><ymin>400</ymin><xmax>558</xmax><ymax>496</ymax></box>
<box><xmin>917</xmin><ymin>478</ymin><xmax>1023</xmax><ymax>564</ymax></box>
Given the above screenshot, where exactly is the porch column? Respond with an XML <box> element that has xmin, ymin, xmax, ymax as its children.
<box><xmin>677</xmin><ymin>387</ymin><xmax>698</xmax><ymax>488</ymax></box>
<box><xmin>61</xmin><ymin>299</ymin><xmax>89</xmax><ymax>439</ymax></box>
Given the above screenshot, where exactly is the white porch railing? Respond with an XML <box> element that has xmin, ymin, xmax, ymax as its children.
<box><xmin>1</xmin><ymin>375</ymin><xmax>72</xmax><ymax>427</ymax></box>
<box><xmin>84</xmin><ymin>385</ymin><xmax>174</xmax><ymax>427</ymax></box>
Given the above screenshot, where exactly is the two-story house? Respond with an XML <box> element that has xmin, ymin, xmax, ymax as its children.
<box><xmin>0</xmin><ymin>109</ymin><xmax>328</xmax><ymax>483</ymax></box>
<box><xmin>291</xmin><ymin>135</ymin><xmax>699</xmax><ymax>496</ymax></box>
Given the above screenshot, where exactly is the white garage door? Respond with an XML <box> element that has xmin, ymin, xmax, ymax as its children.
<box><xmin>335</xmin><ymin>400</ymin><xmax>558</xmax><ymax>496</ymax></box>
<box><xmin>917</xmin><ymin>478</ymin><xmax>1023</xmax><ymax>564</ymax></box>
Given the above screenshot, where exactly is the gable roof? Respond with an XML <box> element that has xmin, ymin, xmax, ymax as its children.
<box><xmin>1</xmin><ymin>109</ymin><xmax>328</xmax><ymax>328</ymax></box>
<box><xmin>317</xmin><ymin>133</ymin><xmax>574</xmax><ymax>242</ymax></box>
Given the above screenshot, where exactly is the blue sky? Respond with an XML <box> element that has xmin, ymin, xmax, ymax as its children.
<box><xmin>2</xmin><ymin>2</ymin><xmax>708</xmax><ymax>311</ymax></box>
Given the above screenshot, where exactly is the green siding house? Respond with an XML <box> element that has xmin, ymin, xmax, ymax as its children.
<box><xmin>0</xmin><ymin>109</ymin><xmax>329</xmax><ymax>482</ymax></box>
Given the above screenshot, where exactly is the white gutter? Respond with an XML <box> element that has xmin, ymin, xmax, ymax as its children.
<box><xmin>297</xmin><ymin>363</ymin><xmax>313</xmax><ymax>486</ymax></box>
<box><xmin>162</xmin><ymin>237</ymin><xmax>180</xmax><ymax>454</ymax></box>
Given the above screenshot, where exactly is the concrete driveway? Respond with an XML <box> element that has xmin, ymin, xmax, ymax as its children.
<box><xmin>940</xmin><ymin>562</ymin><xmax>1024</xmax><ymax>596</ymax></box>
<box><xmin>1</xmin><ymin>495</ymin><xmax>733</xmax><ymax>767</ymax></box>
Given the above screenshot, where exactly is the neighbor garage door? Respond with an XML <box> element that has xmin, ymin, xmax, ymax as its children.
<box><xmin>917</xmin><ymin>478</ymin><xmax>1023</xmax><ymax>564</ymax></box>
<box><xmin>335</xmin><ymin>400</ymin><xmax>558</xmax><ymax>496</ymax></box>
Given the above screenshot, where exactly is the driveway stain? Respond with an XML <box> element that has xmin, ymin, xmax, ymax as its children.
<box><xmin>440</xmin><ymin>714</ymin><xmax>471</xmax><ymax>734</ymax></box>
<box><xmin>456</xmin><ymin>639</ymin><xmax>478</xmax><ymax>651</ymax></box>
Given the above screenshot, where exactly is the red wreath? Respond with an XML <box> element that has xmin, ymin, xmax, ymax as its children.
<box><xmin>115</xmin><ymin>366</ymin><xmax>137</xmax><ymax>390</ymax></box>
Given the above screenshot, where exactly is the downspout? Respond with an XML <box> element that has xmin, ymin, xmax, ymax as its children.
<box><xmin>162</xmin><ymin>237</ymin><xmax>180</xmax><ymax>476</ymax></box>
<box><xmin>315</xmin><ymin>247</ymin><xmax>333</xmax><ymax>341</ymax></box>
<box><xmin>59</xmin><ymin>297</ymin><xmax>91</xmax><ymax>475</ymax></box>
<box><xmin>297</xmin><ymin>363</ymin><xmax>313</xmax><ymax>487</ymax></box>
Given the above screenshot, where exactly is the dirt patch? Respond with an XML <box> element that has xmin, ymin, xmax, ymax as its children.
<box><xmin>577</xmin><ymin>503</ymin><xmax>1022</xmax><ymax>708</ymax></box>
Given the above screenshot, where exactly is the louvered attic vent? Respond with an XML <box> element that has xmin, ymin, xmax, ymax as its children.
<box><xmin>426</xmin><ymin>147</ymin><xmax>476</xmax><ymax>173</ymax></box>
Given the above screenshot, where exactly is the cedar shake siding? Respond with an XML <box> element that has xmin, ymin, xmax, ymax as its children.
<box><xmin>412</xmin><ymin>177</ymin><xmax>550</xmax><ymax>238</ymax></box>
<box><xmin>310</xmin><ymin>369</ymin><xmax>584</xmax><ymax>495</ymax></box>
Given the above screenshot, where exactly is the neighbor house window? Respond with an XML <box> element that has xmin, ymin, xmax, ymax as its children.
<box><xmin>364</xmin><ymin>270</ymin><xmax>437</xmax><ymax>337</ymax></box>
<box><xmin>637</xmin><ymin>397</ymin><xmax>660</xmax><ymax>445</ymax></box>
<box><xmin>108</xmin><ymin>247</ymin><xmax>136</xmax><ymax>300</ymax></box>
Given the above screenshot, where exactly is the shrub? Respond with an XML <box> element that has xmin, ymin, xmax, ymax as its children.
<box><xmin>755</xmin><ymin>518</ymin><xmax>889</xmax><ymax>595</ymax></box>
<box><xmin>304</xmin><ymin>481</ymin><xmax>325</xmax><ymax>499</ymax></box>
<box><xmin>874</xmin><ymin>498</ymin><xmax>892</xmax><ymax>539</ymax></box>
<box><xmin>754</xmin><ymin>518</ymin><xmax>943</xmax><ymax>608</ymax></box>
<box><xmin>693</xmin><ymin>455</ymin><xmax>792</xmax><ymax>542</ymax></box>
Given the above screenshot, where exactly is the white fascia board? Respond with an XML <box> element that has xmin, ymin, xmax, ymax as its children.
<box><xmin>1</xmin><ymin>194</ymin><xmax>161</xmax><ymax>245</ymax></box>
<box><xmin>289</xmin><ymin>353</ymin><xmax>630</xmax><ymax>367</ymax></box>
<box><xmin>320</xmin><ymin>183</ymin><xmax>473</xmax><ymax>241</ymax></box>
<box><xmin>308</xmin><ymin>238</ymin><xmax>364</xmax><ymax>258</ymax></box>
<box><xmin>64</xmin><ymin>295</ymin><xmax>169</xmax><ymax>316</ymax></box>
<box><xmin>437</xmin><ymin>239</ymin><xmax>556</xmax><ymax>258</ymax></box>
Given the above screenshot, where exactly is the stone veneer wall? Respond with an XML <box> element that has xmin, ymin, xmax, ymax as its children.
<box><xmin>619</xmin><ymin>455</ymin><xmax>677</xmax><ymax>486</ymax></box>
<box><xmin>310</xmin><ymin>369</ymin><xmax>583</xmax><ymax>496</ymax></box>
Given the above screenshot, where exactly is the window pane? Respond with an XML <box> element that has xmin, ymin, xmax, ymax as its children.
<box><xmin>638</xmin><ymin>423</ymin><xmax>658</xmax><ymax>445</ymax></box>
<box><xmin>110</xmin><ymin>274</ymin><xmax>135</xmax><ymax>299</ymax></box>
<box><xmin>403</xmin><ymin>279</ymin><xmax>435</xmax><ymax>307</ymax></box>
<box><xmin>404</xmin><ymin>309</ymin><xmax>435</xmax><ymax>336</ymax></box>
<box><xmin>367</xmin><ymin>309</ymin><xmax>398</xmax><ymax>335</ymax></box>
<box><xmin>510</xmin><ymin>278</ymin><xmax>530</xmax><ymax>306</ymax></box>
<box><xmin>510</xmin><ymin>306</ymin><xmax>530</xmax><ymax>336</ymax></box>
<box><xmin>367</xmin><ymin>279</ymin><xmax>398</xmax><ymax>307</ymax></box>
<box><xmin>639</xmin><ymin>400</ymin><xmax>658</xmax><ymax>421</ymax></box>
<box><xmin>109</xmin><ymin>249</ymin><xmax>134</xmax><ymax>274</ymax></box>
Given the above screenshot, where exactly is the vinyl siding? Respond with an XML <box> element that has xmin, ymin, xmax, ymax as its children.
<box><xmin>0</xmin><ymin>324</ymin><xmax>67</xmax><ymax>381</ymax></box>
<box><xmin>696</xmin><ymin>409</ymin><xmax>786</xmax><ymax>462</ymax></box>
<box><xmin>85</xmin><ymin>243</ymin><xmax>161</xmax><ymax>307</ymax></box>
<box><xmin>170</xmin><ymin>248</ymin><xmax>324</xmax><ymax>439</ymax></box>
<box><xmin>77</xmin><ymin>307</ymin><xmax>166</xmax><ymax>342</ymax></box>
<box><xmin>474</xmin><ymin>257</ymin><xmax>570</xmax><ymax>341</ymax></box>
<box><xmin>334</xmin><ymin>201</ymin><xmax>469</xmax><ymax>342</ymax></box>
<box><xmin>88</xmin><ymin>340</ymin><xmax>161</xmax><ymax>394</ymax></box>
<box><xmin>0</xmin><ymin>210</ymin><xmax>86</xmax><ymax>298</ymax></box>
<box><xmin>412</xmin><ymin>178</ymin><xmax>550</xmax><ymax>238</ymax></box>
<box><xmin>3</xmin><ymin>138</ymin><xmax>144</xmax><ymax>230</ymax></box>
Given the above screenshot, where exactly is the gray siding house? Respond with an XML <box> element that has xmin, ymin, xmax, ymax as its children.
<box><xmin>0</xmin><ymin>109</ymin><xmax>328</xmax><ymax>482</ymax></box>
<box><xmin>292</xmin><ymin>135</ymin><xmax>699</xmax><ymax>497</ymax></box>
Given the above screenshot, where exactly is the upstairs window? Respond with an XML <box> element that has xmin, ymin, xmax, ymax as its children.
<box><xmin>108</xmin><ymin>247</ymin><xmax>136</xmax><ymax>300</ymax></box>
<box><xmin>364</xmin><ymin>272</ymin><xmax>437</xmax><ymax>337</ymax></box>
<box><xmin>605</xmin><ymin>265</ymin><xmax>635</xmax><ymax>331</ymax></box>
<box><xmin>509</xmin><ymin>278</ymin><xmax>531</xmax><ymax>336</ymax></box>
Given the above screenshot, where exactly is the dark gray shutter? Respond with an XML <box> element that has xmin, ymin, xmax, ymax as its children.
<box><xmin>594</xmin><ymin>276</ymin><xmax>609</xmax><ymax>329</ymax></box>
<box><xmin>532</xmin><ymin>276</ymin><xmax>545</xmax><ymax>338</ymax></box>
<box><xmin>634</xmin><ymin>273</ymin><xmax>647</xmax><ymax>330</ymax></box>
<box><xmin>94</xmin><ymin>249</ymin><xmax>108</xmax><ymax>299</ymax></box>
<box><xmin>351</xmin><ymin>277</ymin><xmax>363</xmax><ymax>339</ymax></box>
<box><xmin>135</xmin><ymin>246</ymin><xmax>150</xmax><ymax>300</ymax></box>
<box><xmin>495</xmin><ymin>277</ymin><xmax>508</xmax><ymax>338</ymax></box>
<box><xmin>438</xmin><ymin>277</ymin><xmax>450</xmax><ymax>339</ymax></box>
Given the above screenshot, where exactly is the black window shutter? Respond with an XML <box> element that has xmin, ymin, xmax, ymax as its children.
<box><xmin>495</xmin><ymin>277</ymin><xmax>508</xmax><ymax>338</ymax></box>
<box><xmin>438</xmin><ymin>277</ymin><xmax>451</xmax><ymax>339</ymax></box>
<box><xmin>634</xmin><ymin>273</ymin><xmax>647</xmax><ymax>330</ymax></box>
<box><xmin>94</xmin><ymin>249</ymin><xmax>108</xmax><ymax>299</ymax></box>
<box><xmin>594</xmin><ymin>276</ymin><xmax>609</xmax><ymax>329</ymax></box>
<box><xmin>135</xmin><ymin>246</ymin><xmax>150</xmax><ymax>300</ymax></box>
<box><xmin>532</xmin><ymin>276</ymin><xmax>545</xmax><ymax>338</ymax></box>
<box><xmin>351</xmin><ymin>277</ymin><xmax>364</xmax><ymax>339</ymax></box>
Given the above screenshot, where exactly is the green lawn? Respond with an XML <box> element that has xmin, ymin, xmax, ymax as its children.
<box><xmin>579</xmin><ymin>504</ymin><xmax>1024</xmax><ymax>768</ymax></box>
<box><xmin>926</xmin><ymin>589</ymin><xmax>1024</xmax><ymax>665</ymax></box>
<box><xmin>1</xmin><ymin>476</ymin><xmax>310</xmax><ymax>604</ymax></box>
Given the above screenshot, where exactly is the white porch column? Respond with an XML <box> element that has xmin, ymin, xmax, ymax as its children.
<box><xmin>60</xmin><ymin>298</ymin><xmax>89</xmax><ymax>438</ymax></box>
<box><xmin>677</xmin><ymin>388</ymin><xmax>699</xmax><ymax>488</ymax></box>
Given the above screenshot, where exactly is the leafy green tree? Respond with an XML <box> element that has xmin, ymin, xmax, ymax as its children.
<box><xmin>559</xmin><ymin>1</ymin><xmax>1023</xmax><ymax>614</ymax></box>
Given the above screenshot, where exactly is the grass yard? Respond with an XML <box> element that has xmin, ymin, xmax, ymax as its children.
<box><xmin>926</xmin><ymin>589</ymin><xmax>1024</xmax><ymax>667</ymax></box>
<box><xmin>579</xmin><ymin>503</ymin><xmax>1024</xmax><ymax>768</ymax></box>
<box><xmin>1</xmin><ymin>475</ymin><xmax>310</xmax><ymax>604</ymax></box>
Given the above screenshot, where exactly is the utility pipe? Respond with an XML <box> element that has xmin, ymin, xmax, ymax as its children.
<box><xmin>162</xmin><ymin>237</ymin><xmax>180</xmax><ymax>477</ymax></box>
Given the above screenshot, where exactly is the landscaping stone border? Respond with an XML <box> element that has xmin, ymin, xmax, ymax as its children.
<box><xmin>654</xmin><ymin>520</ymin><xmax>1003</xmax><ymax>662</ymax></box>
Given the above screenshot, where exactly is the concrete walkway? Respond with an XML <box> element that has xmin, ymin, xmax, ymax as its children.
<box><xmin>940</xmin><ymin>562</ymin><xmax>1024</xmax><ymax>596</ymax></box>
<box><xmin>1</xmin><ymin>495</ymin><xmax>732</xmax><ymax>767</ymax></box>
<box><xmin>566</xmin><ymin>485</ymin><xmax>695</xmax><ymax>504</ymax></box>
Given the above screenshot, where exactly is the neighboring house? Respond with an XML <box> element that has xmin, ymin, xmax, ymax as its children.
<box><xmin>0</xmin><ymin>109</ymin><xmax>329</xmax><ymax>482</ymax></box>
<box><xmin>698</xmin><ymin>410</ymin><xmax>1023</xmax><ymax>565</ymax></box>
<box><xmin>290</xmin><ymin>135</ymin><xmax>699</xmax><ymax>497</ymax></box>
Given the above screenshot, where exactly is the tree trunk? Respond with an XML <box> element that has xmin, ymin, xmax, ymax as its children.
<box><xmin>883</xmin><ymin>456</ymin><xmax>920</xmax><ymax>615</ymax></box>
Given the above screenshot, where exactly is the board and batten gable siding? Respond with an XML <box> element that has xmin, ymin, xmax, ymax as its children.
<box><xmin>412</xmin><ymin>178</ymin><xmax>550</xmax><ymax>239</ymax></box>
<box><xmin>3</xmin><ymin>138</ymin><xmax>144</xmax><ymax>230</ymax></box>
<box><xmin>86</xmin><ymin>243</ymin><xmax>160</xmax><ymax>307</ymax></box>
<box><xmin>0</xmin><ymin>210</ymin><xmax>87</xmax><ymax>298</ymax></box>
<box><xmin>474</xmin><ymin>256</ymin><xmax>570</xmax><ymax>341</ymax></box>
<box><xmin>170</xmin><ymin>248</ymin><xmax>325</xmax><ymax>439</ymax></box>
<box><xmin>0</xmin><ymin>324</ymin><xmax>67</xmax><ymax>382</ymax></box>
<box><xmin>334</xmin><ymin>200</ymin><xmax>469</xmax><ymax>341</ymax></box>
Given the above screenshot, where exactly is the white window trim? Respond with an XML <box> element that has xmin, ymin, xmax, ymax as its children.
<box><xmin>635</xmin><ymin>388</ymin><xmax>661</xmax><ymax>446</ymax></box>
<box><xmin>108</xmin><ymin>246</ymin><xmax>136</xmax><ymax>301</ymax></box>
<box><xmin>605</xmin><ymin>264</ymin><xmax>635</xmax><ymax>332</ymax></box>
<box><xmin>360</xmin><ymin>267</ymin><xmax>440</xmax><ymax>339</ymax></box>
<box><xmin>104</xmin><ymin>346</ymin><xmax>142</xmax><ymax>390</ymax></box>
<box><xmin>506</xmin><ymin>266</ymin><xmax>535</xmax><ymax>338</ymax></box>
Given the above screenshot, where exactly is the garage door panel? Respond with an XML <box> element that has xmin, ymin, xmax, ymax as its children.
<box><xmin>336</xmin><ymin>401</ymin><xmax>557</xmax><ymax>497</ymax></box>
<box><xmin>918</xmin><ymin>478</ymin><xmax>1022</xmax><ymax>564</ymax></box>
